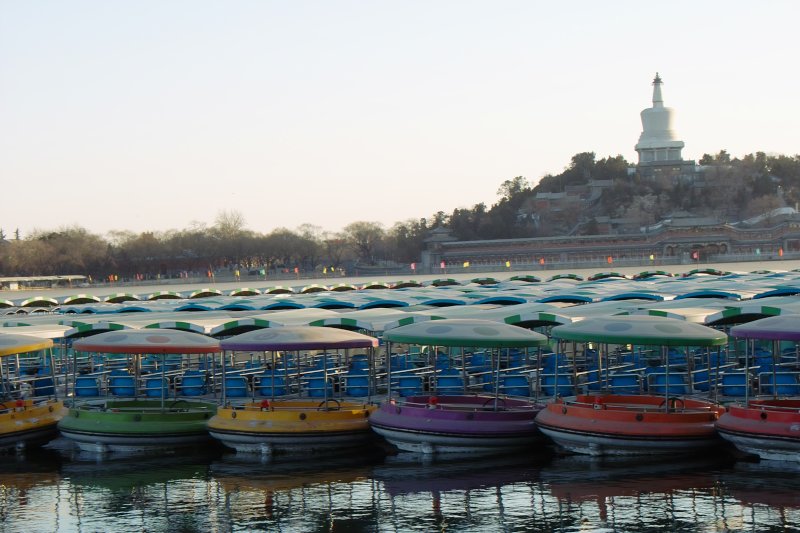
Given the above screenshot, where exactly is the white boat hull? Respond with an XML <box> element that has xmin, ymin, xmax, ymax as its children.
<box><xmin>370</xmin><ymin>424</ymin><xmax>540</xmax><ymax>455</ymax></box>
<box><xmin>537</xmin><ymin>424</ymin><xmax>720</xmax><ymax>456</ymax></box>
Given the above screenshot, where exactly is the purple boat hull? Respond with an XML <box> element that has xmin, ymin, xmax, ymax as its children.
<box><xmin>369</xmin><ymin>395</ymin><xmax>544</xmax><ymax>455</ymax></box>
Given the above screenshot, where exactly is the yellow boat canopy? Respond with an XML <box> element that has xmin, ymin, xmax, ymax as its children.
<box><xmin>0</xmin><ymin>332</ymin><xmax>54</xmax><ymax>357</ymax></box>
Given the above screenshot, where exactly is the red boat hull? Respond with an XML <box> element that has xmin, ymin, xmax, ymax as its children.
<box><xmin>535</xmin><ymin>394</ymin><xmax>724</xmax><ymax>456</ymax></box>
<box><xmin>717</xmin><ymin>399</ymin><xmax>800</xmax><ymax>462</ymax></box>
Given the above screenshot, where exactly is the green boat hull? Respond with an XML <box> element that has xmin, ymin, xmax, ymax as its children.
<box><xmin>58</xmin><ymin>399</ymin><xmax>217</xmax><ymax>454</ymax></box>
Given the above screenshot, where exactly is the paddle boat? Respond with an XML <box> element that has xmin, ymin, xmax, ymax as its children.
<box><xmin>368</xmin><ymin>319</ymin><xmax>549</xmax><ymax>455</ymax></box>
<box><xmin>207</xmin><ymin>326</ymin><xmax>379</xmax><ymax>456</ymax></box>
<box><xmin>0</xmin><ymin>332</ymin><xmax>63</xmax><ymax>452</ymax></box>
<box><xmin>534</xmin><ymin>315</ymin><xmax>727</xmax><ymax>456</ymax></box>
<box><xmin>716</xmin><ymin>315</ymin><xmax>800</xmax><ymax>461</ymax></box>
<box><xmin>57</xmin><ymin>329</ymin><xmax>220</xmax><ymax>453</ymax></box>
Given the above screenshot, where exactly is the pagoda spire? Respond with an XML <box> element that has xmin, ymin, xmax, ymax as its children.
<box><xmin>652</xmin><ymin>72</ymin><xmax>664</xmax><ymax>108</ymax></box>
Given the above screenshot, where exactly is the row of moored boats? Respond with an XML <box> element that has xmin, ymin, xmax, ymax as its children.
<box><xmin>1</xmin><ymin>312</ymin><xmax>800</xmax><ymax>462</ymax></box>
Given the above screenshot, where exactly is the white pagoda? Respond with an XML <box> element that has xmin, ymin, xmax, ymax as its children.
<box><xmin>635</xmin><ymin>73</ymin><xmax>696</xmax><ymax>181</ymax></box>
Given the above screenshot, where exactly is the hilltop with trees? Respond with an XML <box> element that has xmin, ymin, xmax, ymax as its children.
<box><xmin>2</xmin><ymin>151</ymin><xmax>799</xmax><ymax>280</ymax></box>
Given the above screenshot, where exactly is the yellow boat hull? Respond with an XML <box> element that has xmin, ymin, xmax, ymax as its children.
<box><xmin>208</xmin><ymin>399</ymin><xmax>377</xmax><ymax>455</ymax></box>
<box><xmin>0</xmin><ymin>399</ymin><xmax>63</xmax><ymax>452</ymax></box>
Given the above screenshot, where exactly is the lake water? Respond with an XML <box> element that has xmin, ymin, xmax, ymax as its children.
<box><xmin>2</xmin><ymin>439</ymin><xmax>798</xmax><ymax>532</ymax></box>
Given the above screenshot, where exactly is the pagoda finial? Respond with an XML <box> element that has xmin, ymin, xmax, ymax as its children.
<box><xmin>651</xmin><ymin>72</ymin><xmax>664</xmax><ymax>107</ymax></box>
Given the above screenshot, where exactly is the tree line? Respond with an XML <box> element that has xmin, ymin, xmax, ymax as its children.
<box><xmin>2</xmin><ymin>150</ymin><xmax>799</xmax><ymax>279</ymax></box>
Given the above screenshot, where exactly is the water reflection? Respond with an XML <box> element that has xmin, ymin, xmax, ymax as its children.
<box><xmin>2</xmin><ymin>440</ymin><xmax>800</xmax><ymax>532</ymax></box>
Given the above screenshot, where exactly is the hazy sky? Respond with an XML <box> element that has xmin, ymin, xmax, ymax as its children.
<box><xmin>2</xmin><ymin>1</ymin><xmax>798</xmax><ymax>238</ymax></box>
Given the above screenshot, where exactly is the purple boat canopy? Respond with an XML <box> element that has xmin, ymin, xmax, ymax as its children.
<box><xmin>221</xmin><ymin>326</ymin><xmax>378</xmax><ymax>351</ymax></box>
<box><xmin>72</xmin><ymin>329</ymin><xmax>222</xmax><ymax>354</ymax></box>
<box><xmin>730</xmin><ymin>315</ymin><xmax>800</xmax><ymax>342</ymax></box>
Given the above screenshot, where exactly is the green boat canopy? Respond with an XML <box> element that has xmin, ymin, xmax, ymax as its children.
<box><xmin>210</xmin><ymin>318</ymin><xmax>284</xmax><ymax>336</ymax></box>
<box><xmin>429</xmin><ymin>278</ymin><xmax>460</xmax><ymax>287</ymax></box>
<box><xmin>61</xmin><ymin>294</ymin><xmax>102</xmax><ymax>305</ymax></box>
<box><xmin>188</xmin><ymin>288</ymin><xmax>223</xmax><ymax>299</ymax></box>
<box><xmin>228</xmin><ymin>287</ymin><xmax>261</xmax><ymax>296</ymax></box>
<box><xmin>299</xmin><ymin>284</ymin><xmax>328</xmax><ymax>294</ymax></box>
<box><xmin>361</xmin><ymin>281</ymin><xmax>391</xmax><ymax>290</ymax></box>
<box><xmin>329</xmin><ymin>283</ymin><xmax>358</xmax><ymax>292</ymax></box>
<box><xmin>508</xmin><ymin>274</ymin><xmax>541</xmax><ymax>283</ymax></box>
<box><xmin>144</xmin><ymin>321</ymin><xmax>206</xmax><ymax>334</ymax></box>
<box><xmin>19</xmin><ymin>296</ymin><xmax>58</xmax><ymax>308</ymax></box>
<box><xmin>547</xmin><ymin>273</ymin><xmax>584</xmax><ymax>282</ymax></box>
<box><xmin>551</xmin><ymin>315</ymin><xmax>727</xmax><ymax>347</ymax></box>
<box><xmin>146</xmin><ymin>291</ymin><xmax>183</xmax><ymax>301</ymax></box>
<box><xmin>65</xmin><ymin>321</ymin><xmax>132</xmax><ymax>338</ymax></box>
<box><xmin>263</xmin><ymin>286</ymin><xmax>295</xmax><ymax>294</ymax></box>
<box><xmin>383</xmin><ymin>319</ymin><xmax>548</xmax><ymax>348</ymax></box>
<box><xmin>391</xmin><ymin>280</ymin><xmax>422</xmax><ymax>288</ymax></box>
<box><xmin>103</xmin><ymin>293</ymin><xmax>141</xmax><ymax>303</ymax></box>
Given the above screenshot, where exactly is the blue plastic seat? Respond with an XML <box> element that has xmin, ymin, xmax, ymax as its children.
<box><xmin>109</xmin><ymin>371</ymin><xmax>136</xmax><ymax>396</ymax></box>
<box><xmin>75</xmin><ymin>376</ymin><xmax>100</xmax><ymax>397</ymax></box>
<box><xmin>585</xmin><ymin>368</ymin><xmax>611</xmax><ymax>392</ymax></box>
<box><xmin>344</xmin><ymin>371</ymin><xmax>370</xmax><ymax>397</ymax></box>
<box><xmin>542</xmin><ymin>353</ymin><xmax>567</xmax><ymax>372</ymax></box>
<box><xmin>225</xmin><ymin>376</ymin><xmax>249</xmax><ymax>398</ymax></box>
<box><xmin>350</xmin><ymin>354</ymin><xmax>369</xmax><ymax>371</ymax></box>
<box><xmin>667</xmin><ymin>349</ymin><xmax>687</xmax><ymax>366</ymax></box>
<box><xmin>609</xmin><ymin>374</ymin><xmax>641</xmax><ymax>394</ymax></box>
<box><xmin>434</xmin><ymin>353</ymin><xmax>451</xmax><ymax>370</ymax></box>
<box><xmin>180</xmin><ymin>371</ymin><xmax>206</xmax><ymax>396</ymax></box>
<box><xmin>500</xmin><ymin>374</ymin><xmax>529</xmax><ymax>396</ymax></box>
<box><xmin>649</xmin><ymin>373</ymin><xmax>689</xmax><ymax>395</ymax></box>
<box><xmin>692</xmin><ymin>366</ymin><xmax>712</xmax><ymax>392</ymax></box>
<box><xmin>258</xmin><ymin>374</ymin><xmax>287</xmax><ymax>396</ymax></box>
<box><xmin>469</xmin><ymin>352</ymin><xmax>490</xmax><ymax>372</ymax></box>
<box><xmin>396</xmin><ymin>375</ymin><xmax>423</xmax><ymax>397</ymax></box>
<box><xmin>33</xmin><ymin>376</ymin><xmax>55</xmax><ymax>397</ymax></box>
<box><xmin>541</xmin><ymin>374</ymin><xmax>573</xmax><ymax>397</ymax></box>
<box><xmin>760</xmin><ymin>372</ymin><xmax>800</xmax><ymax>395</ymax></box>
<box><xmin>435</xmin><ymin>369</ymin><xmax>464</xmax><ymax>394</ymax></box>
<box><xmin>144</xmin><ymin>377</ymin><xmax>169</xmax><ymax>398</ymax></box>
<box><xmin>720</xmin><ymin>372</ymin><xmax>750</xmax><ymax>397</ymax></box>
<box><xmin>509</xmin><ymin>353</ymin><xmax>526</xmax><ymax>368</ymax></box>
<box><xmin>306</xmin><ymin>372</ymin><xmax>333</xmax><ymax>398</ymax></box>
<box><xmin>390</xmin><ymin>356</ymin><xmax>414</xmax><ymax>371</ymax></box>
<box><xmin>481</xmin><ymin>372</ymin><xmax>496</xmax><ymax>392</ymax></box>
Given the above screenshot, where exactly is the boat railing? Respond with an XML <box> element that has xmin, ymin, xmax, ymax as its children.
<box><xmin>576</xmin><ymin>363</ymin><xmax>642</xmax><ymax>392</ymax></box>
<box><xmin>89</xmin><ymin>404</ymin><xmax>214</xmax><ymax>413</ymax></box>
<box><xmin>647</xmin><ymin>371</ymin><xmax>691</xmax><ymax>396</ymax></box>
<box><xmin>607</xmin><ymin>373</ymin><xmax>644</xmax><ymax>395</ymax></box>
<box><xmin>689</xmin><ymin>363</ymin><xmax>737</xmax><ymax>393</ymax></box>
<box><xmin>538</xmin><ymin>371</ymin><xmax>575</xmax><ymax>397</ymax></box>
<box><xmin>564</xmin><ymin>397</ymin><xmax>719</xmax><ymax>413</ymax></box>
<box><xmin>717</xmin><ymin>369</ymin><xmax>754</xmax><ymax>398</ymax></box>
<box><xmin>743</xmin><ymin>401</ymin><xmax>800</xmax><ymax>412</ymax></box>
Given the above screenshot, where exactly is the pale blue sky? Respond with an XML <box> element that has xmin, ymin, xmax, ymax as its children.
<box><xmin>2</xmin><ymin>1</ymin><xmax>798</xmax><ymax>238</ymax></box>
